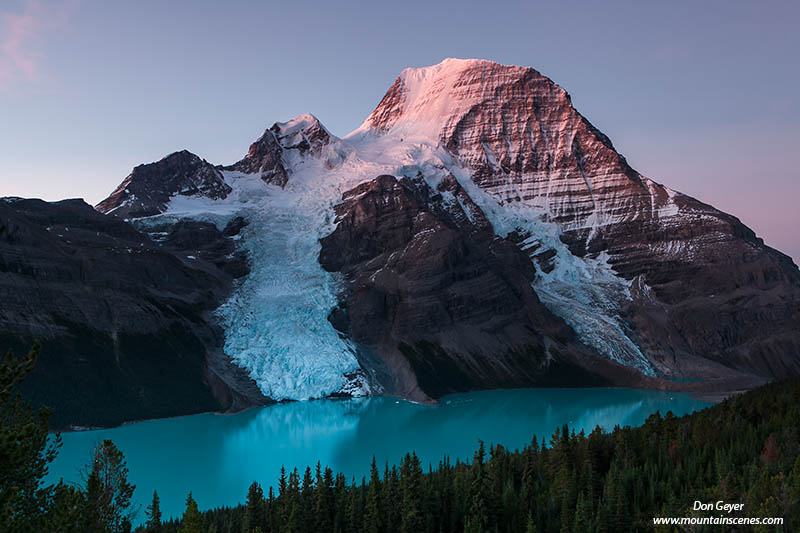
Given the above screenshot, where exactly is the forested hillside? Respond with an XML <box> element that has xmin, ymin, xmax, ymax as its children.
<box><xmin>3</xmin><ymin>344</ymin><xmax>797</xmax><ymax>532</ymax></box>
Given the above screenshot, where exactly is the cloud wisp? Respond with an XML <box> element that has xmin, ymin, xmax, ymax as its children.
<box><xmin>0</xmin><ymin>0</ymin><xmax>74</xmax><ymax>89</ymax></box>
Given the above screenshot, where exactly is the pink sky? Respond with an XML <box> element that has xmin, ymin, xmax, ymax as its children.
<box><xmin>0</xmin><ymin>0</ymin><xmax>76</xmax><ymax>88</ymax></box>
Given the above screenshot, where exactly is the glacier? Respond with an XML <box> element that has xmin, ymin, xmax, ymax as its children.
<box><xmin>211</xmin><ymin>171</ymin><xmax>361</xmax><ymax>400</ymax></box>
<box><xmin>150</xmin><ymin>147</ymin><xmax>373</xmax><ymax>400</ymax></box>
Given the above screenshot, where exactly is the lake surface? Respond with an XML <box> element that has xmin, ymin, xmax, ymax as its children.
<box><xmin>46</xmin><ymin>388</ymin><xmax>709</xmax><ymax>523</ymax></box>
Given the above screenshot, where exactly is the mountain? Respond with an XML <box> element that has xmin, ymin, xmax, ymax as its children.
<box><xmin>95</xmin><ymin>150</ymin><xmax>230</xmax><ymax>218</ymax></box>
<box><xmin>345</xmin><ymin>58</ymin><xmax>800</xmax><ymax>386</ymax></box>
<box><xmin>4</xmin><ymin>58</ymin><xmax>798</xmax><ymax>428</ymax></box>
<box><xmin>223</xmin><ymin>113</ymin><xmax>334</xmax><ymax>185</ymax></box>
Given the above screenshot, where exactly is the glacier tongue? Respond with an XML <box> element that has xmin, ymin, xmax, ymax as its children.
<box><xmin>157</xmin><ymin>158</ymin><xmax>365</xmax><ymax>400</ymax></box>
<box><xmin>213</xmin><ymin>177</ymin><xmax>358</xmax><ymax>399</ymax></box>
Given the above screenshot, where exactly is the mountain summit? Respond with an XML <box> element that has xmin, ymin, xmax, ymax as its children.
<box><xmin>4</xmin><ymin>59</ymin><xmax>798</xmax><ymax>428</ymax></box>
<box><xmin>355</xmin><ymin>58</ymin><xmax>557</xmax><ymax>140</ymax></box>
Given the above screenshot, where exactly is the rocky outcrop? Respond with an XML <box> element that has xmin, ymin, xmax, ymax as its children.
<box><xmin>226</xmin><ymin>114</ymin><xmax>334</xmax><ymax>186</ymax></box>
<box><xmin>0</xmin><ymin>197</ymin><xmax>265</xmax><ymax>429</ymax></box>
<box><xmin>273</xmin><ymin>113</ymin><xmax>332</xmax><ymax>155</ymax></box>
<box><xmin>227</xmin><ymin>128</ymin><xmax>288</xmax><ymax>186</ymax></box>
<box><xmin>141</xmin><ymin>216</ymin><xmax>250</xmax><ymax>280</ymax></box>
<box><xmin>320</xmin><ymin>174</ymin><xmax>636</xmax><ymax>400</ymax></box>
<box><xmin>95</xmin><ymin>150</ymin><xmax>230</xmax><ymax>218</ymax></box>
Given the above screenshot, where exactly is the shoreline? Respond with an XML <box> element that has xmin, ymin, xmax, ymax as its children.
<box><xmin>50</xmin><ymin>381</ymin><xmax>739</xmax><ymax>434</ymax></box>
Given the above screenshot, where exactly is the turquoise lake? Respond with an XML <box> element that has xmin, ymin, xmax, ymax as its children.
<box><xmin>46</xmin><ymin>388</ymin><xmax>710</xmax><ymax>523</ymax></box>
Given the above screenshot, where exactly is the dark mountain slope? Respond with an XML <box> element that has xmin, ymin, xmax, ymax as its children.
<box><xmin>0</xmin><ymin>197</ymin><xmax>264</xmax><ymax>429</ymax></box>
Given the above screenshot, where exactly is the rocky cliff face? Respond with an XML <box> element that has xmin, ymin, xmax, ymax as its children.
<box><xmin>0</xmin><ymin>197</ymin><xmax>265</xmax><ymax>429</ymax></box>
<box><xmin>225</xmin><ymin>114</ymin><xmax>335</xmax><ymax>186</ymax></box>
<box><xmin>318</xmin><ymin>174</ymin><xmax>613</xmax><ymax>400</ymax></box>
<box><xmin>359</xmin><ymin>59</ymin><xmax>645</xmax><ymax>234</ymax></box>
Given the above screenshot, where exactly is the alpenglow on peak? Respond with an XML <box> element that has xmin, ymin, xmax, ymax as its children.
<box><xmin>349</xmin><ymin>58</ymin><xmax>567</xmax><ymax>141</ymax></box>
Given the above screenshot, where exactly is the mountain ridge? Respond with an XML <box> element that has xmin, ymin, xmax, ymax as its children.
<box><xmin>2</xmin><ymin>58</ymin><xmax>797</xmax><ymax>427</ymax></box>
<box><xmin>89</xmin><ymin>57</ymin><xmax>800</xmax><ymax>397</ymax></box>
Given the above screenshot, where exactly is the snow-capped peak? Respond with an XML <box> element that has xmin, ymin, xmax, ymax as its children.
<box><xmin>348</xmin><ymin>58</ymin><xmax>553</xmax><ymax>143</ymax></box>
<box><xmin>273</xmin><ymin>113</ymin><xmax>331</xmax><ymax>139</ymax></box>
<box><xmin>272</xmin><ymin>113</ymin><xmax>336</xmax><ymax>155</ymax></box>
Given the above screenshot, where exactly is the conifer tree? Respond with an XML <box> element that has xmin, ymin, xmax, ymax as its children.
<box><xmin>572</xmin><ymin>491</ymin><xmax>589</xmax><ymax>533</ymax></box>
<box><xmin>243</xmin><ymin>481</ymin><xmax>264</xmax><ymax>532</ymax></box>
<box><xmin>302</xmin><ymin>466</ymin><xmax>314</xmax><ymax>496</ymax></box>
<box><xmin>363</xmin><ymin>457</ymin><xmax>382</xmax><ymax>533</ymax></box>
<box><xmin>313</xmin><ymin>465</ymin><xmax>334</xmax><ymax>531</ymax></box>
<box><xmin>266</xmin><ymin>486</ymin><xmax>276</xmax><ymax>531</ymax></box>
<box><xmin>81</xmin><ymin>471</ymin><xmax>105</xmax><ymax>533</ymax></box>
<box><xmin>277</xmin><ymin>466</ymin><xmax>288</xmax><ymax>525</ymax></box>
<box><xmin>179</xmin><ymin>492</ymin><xmax>202</xmax><ymax>533</ymax></box>
<box><xmin>401</xmin><ymin>452</ymin><xmax>424</xmax><ymax>533</ymax></box>
<box><xmin>0</xmin><ymin>344</ymin><xmax>65</xmax><ymax>532</ymax></box>
<box><xmin>145</xmin><ymin>490</ymin><xmax>161</xmax><ymax>531</ymax></box>
<box><xmin>82</xmin><ymin>439</ymin><xmax>135</xmax><ymax>532</ymax></box>
<box><xmin>466</xmin><ymin>442</ymin><xmax>489</xmax><ymax>531</ymax></box>
<box><xmin>346</xmin><ymin>477</ymin><xmax>362</xmax><ymax>533</ymax></box>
